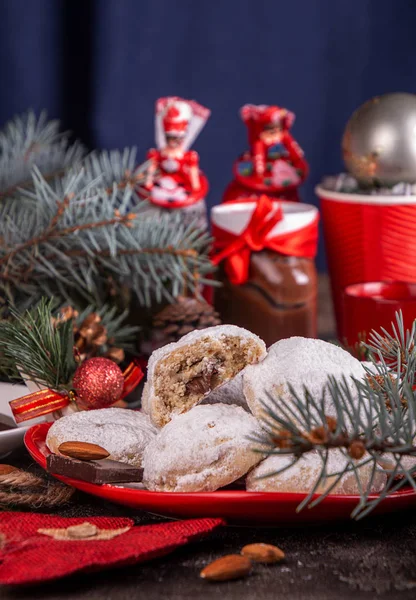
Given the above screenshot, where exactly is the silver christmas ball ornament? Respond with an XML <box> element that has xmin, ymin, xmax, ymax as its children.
<box><xmin>342</xmin><ymin>93</ymin><xmax>416</xmax><ymax>187</ymax></box>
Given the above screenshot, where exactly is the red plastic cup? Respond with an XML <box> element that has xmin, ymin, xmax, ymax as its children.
<box><xmin>316</xmin><ymin>186</ymin><xmax>416</xmax><ymax>338</ymax></box>
<box><xmin>341</xmin><ymin>281</ymin><xmax>416</xmax><ymax>347</ymax></box>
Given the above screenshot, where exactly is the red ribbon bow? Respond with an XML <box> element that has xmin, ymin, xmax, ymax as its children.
<box><xmin>10</xmin><ymin>359</ymin><xmax>144</xmax><ymax>423</ymax></box>
<box><xmin>212</xmin><ymin>195</ymin><xmax>319</xmax><ymax>285</ymax></box>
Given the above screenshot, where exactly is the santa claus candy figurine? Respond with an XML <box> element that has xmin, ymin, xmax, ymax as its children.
<box><xmin>139</xmin><ymin>97</ymin><xmax>211</xmax><ymax>229</ymax></box>
<box><xmin>223</xmin><ymin>104</ymin><xmax>308</xmax><ymax>203</ymax></box>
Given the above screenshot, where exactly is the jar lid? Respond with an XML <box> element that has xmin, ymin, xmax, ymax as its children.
<box><xmin>211</xmin><ymin>200</ymin><xmax>318</xmax><ymax>238</ymax></box>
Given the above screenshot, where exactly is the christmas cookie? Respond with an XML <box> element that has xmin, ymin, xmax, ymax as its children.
<box><xmin>143</xmin><ymin>372</ymin><xmax>248</xmax><ymax>413</ymax></box>
<box><xmin>140</xmin><ymin>381</ymin><xmax>151</xmax><ymax>414</ymax></box>
<box><xmin>46</xmin><ymin>408</ymin><xmax>159</xmax><ymax>467</ymax></box>
<box><xmin>146</xmin><ymin>325</ymin><xmax>266</xmax><ymax>427</ymax></box>
<box><xmin>246</xmin><ymin>451</ymin><xmax>387</xmax><ymax>494</ymax></box>
<box><xmin>201</xmin><ymin>372</ymin><xmax>248</xmax><ymax>409</ymax></box>
<box><xmin>142</xmin><ymin>404</ymin><xmax>264</xmax><ymax>492</ymax></box>
<box><xmin>243</xmin><ymin>337</ymin><xmax>365</xmax><ymax>428</ymax></box>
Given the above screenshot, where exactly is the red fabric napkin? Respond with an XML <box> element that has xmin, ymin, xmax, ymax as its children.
<box><xmin>0</xmin><ymin>512</ymin><xmax>224</xmax><ymax>585</ymax></box>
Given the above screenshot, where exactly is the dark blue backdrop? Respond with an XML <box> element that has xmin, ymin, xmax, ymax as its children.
<box><xmin>1</xmin><ymin>0</ymin><xmax>416</xmax><ymax>269</ymax></box>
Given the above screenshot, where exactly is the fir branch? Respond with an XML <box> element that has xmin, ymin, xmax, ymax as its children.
<box><xmin>335</xmin><ymin>333</ymin><xmax>371</xmax><ymax>361</ymax></box>
<box><xmin>0</xmin><ymin>167</ymin><xmax>214</xmax><ymax>308</ymax></box>
<box><xmin>79</xmin><ymin>148</ymin><xmax>149</xmax><ymax>206</ymax></box>
<box><xmin>75</xmin><ymin>304</ymin><xmax>139</xmax><ymax>353</ymax></box>
<box><xmin>253</xmin><ymin>312</ymin><xmax>416</xmax><ymax>519</ymax></box>
<box><xmin>0</xmin><ymin>111</ymin><xmax>215</xmax><ymax>311</ymax></box>
<box><xmin>0</xmin><ymin>211</ymin><xmax>137</xmax><ymax>269</ymax></box>
<box><xmin>0</xmin><ymin>298</ymin><xmax>76</xmax><ymax>389</ymax></box>
<box><xmin>0</xmin><ymin>111</ymin><xmax>85</xmax><ymax>200</ymax></box>
<box><xmin>366</xmin><ymin>309</ymin><xmax>416</xmax><ymax>371</ymax></box>
<box><xmin>55</xmin><ymin>245</ymin><xmax>199</xmax><ymax>261</ymax></box>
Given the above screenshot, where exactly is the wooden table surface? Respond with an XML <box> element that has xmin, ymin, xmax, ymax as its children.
<box><xmin>1</xmin><ymin>277</ymin><xmax>416</xmax><ymax>600</ymax></box>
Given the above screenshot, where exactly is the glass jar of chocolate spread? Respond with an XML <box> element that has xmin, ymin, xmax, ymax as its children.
<box><xmin>211</xmin><ymin>199</ymin><xmax>319</xmax><ymax>347</ymax></box>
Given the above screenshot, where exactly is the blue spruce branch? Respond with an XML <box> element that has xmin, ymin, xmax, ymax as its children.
<box><xmin>252</xmin><ymin>312</ymin><xmax>416</xmax><ymax>519</ymax></box>
<box><xmin>0</xmin><ymin>111</ymin><xmax>85</xmax><ymax>199</ymax></box>
<box><xmin>0</xmin><ymin>112</ymin><xmax>214</xmax><ymax>309</ymax></box>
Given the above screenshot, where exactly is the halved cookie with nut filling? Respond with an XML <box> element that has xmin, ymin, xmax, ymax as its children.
<box><xmin>145</xmin><ymin>325</ymin><xmax>266</xmax><ymax>427</ymax></box>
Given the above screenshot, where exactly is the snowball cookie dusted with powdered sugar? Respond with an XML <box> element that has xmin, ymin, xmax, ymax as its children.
<box><xmin>246</xmin><ymin>450</ymin><xmax>386</xmax><ymax>494</ymax></box>
<box><xmin>201</xmin><ymin>372</ymin><xmax>248</xmax><ymax>410</ymax></box>
<box><xmin>243</xmin><ymin>337</ymin><xmax>366</xmax><ymax>429</ymax></box>
<box><xmin>142</xmin><ymin>404</ymin><xmax>264</xmax><ymax>492</ymax></box>
<box><xmin>46</xmin><ymin>408</ymin><xmax>159</xmax><ymax>467</ymax></box>
<box><xmin>143</xmin><ymin>373</ymin><xmax>249</xmax><ymax>413</ymax></box>
<box><xmin>145</xmin><ymin>325</ymin><xmax>266</xmax><ymax>427</ymax></box>
<box><xmin>140</xmin><ymin>381</ymin><xmax>151</xmax><ymax>414</ymax></box>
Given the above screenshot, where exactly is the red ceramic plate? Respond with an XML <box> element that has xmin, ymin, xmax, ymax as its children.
<box><xmin>25</xmin><ymin>423</ymin><xmax>416</xmax><ymax>526</ymax></box>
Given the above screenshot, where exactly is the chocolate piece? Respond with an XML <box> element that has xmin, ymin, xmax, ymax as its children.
<box><xmin>0</xmin><ymin>424</ymin><xmax>13</xmax><ymax>432</ymax></box>
<box><xmin>0</xmin><ymin>415</ymin><xmax>16</xmax><ymax>431</ymax></box>
<box><xmin>185</xmin><ymin>365</ymin><xmax>218</xmax><ymax>396</ymax></box>
<box><xmin>215</xmin><ymin>252</ymin><xmax>317</xmax><ymax>347</ymax></box>
<box><xmin>47</xmin><ymin>453</ymin><xmax>143</xmax><ymax>485</ymax></box>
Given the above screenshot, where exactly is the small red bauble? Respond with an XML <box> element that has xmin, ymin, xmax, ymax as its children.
<box><xmin>72</xmin><ymin>357</ymin><xmax>124</xmax><ymax>410</ymax></box>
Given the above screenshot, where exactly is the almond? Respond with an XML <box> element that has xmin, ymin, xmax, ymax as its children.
<box><xmin>66</xmin><ymin>522</ymin><xmax>99</xmax><ymax>539</ymax></box>
<box><xmin>200</xmin><ymin>554</ymin><xmax>252</xmax><ymax>581</ymax></box>
<box><xmin>241</xmin><ymin>543</ymin><xmax>285</xmax><ymax>564</ymax></box>
<box><xmin>0</xmin><ymin>464</ymin><xmax>18</xmax><ymax>476</ymax></box>
<box><xmin>58</xmin><ymin>441</ymin><xmax>110</xmax><ymax>461</ymax></box>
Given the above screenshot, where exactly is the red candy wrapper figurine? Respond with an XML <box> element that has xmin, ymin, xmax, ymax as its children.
<box><xmin>139</xmin><ymin>96</ymin><xmax>211</xmax><ymax>229</ymax></box>
<box><xmin>223</xmin><ymin>104</ymin><xmax>308</xmax><ymax>203</ymax></box>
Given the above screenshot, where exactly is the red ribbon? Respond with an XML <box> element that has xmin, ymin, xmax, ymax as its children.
<box><xmin>10</xmin><ymin>360</ymin><xmax>144</xmax><ymax>424</ymax></box>
<box><xmin>10</xmin><ymin>390</ymin><xmax>71</xmax><ymax>423</ymax></box>
<box><xmin>212</xmin><ymin>195</ymin><xmax>319</xmax><ymax>285</ymax></box>
<box><xmin>121</xmin><ymin>358</ymin><xmax>144</xmax><ymax>398</ymax></box>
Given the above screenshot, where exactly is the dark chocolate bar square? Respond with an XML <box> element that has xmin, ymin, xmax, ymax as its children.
<box><xmin>47</xmin><ymin>453</ymin><xmax>143</xmax><ymax>485</ymax></box>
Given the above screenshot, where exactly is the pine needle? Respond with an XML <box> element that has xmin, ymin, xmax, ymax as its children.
<box><xmin>0</xmin><ymin>298</ymin><xmax>76</xmax><ymax>389</ymax></box>
<box><xmin>0</xmin><ymin>111</ymin><xmax>215</xmax><ymax>310</ymax></box>
<box><xmin>254</xmin><ymin>312</ymin><xmax>416</xmax><ymax>518</ymax></box>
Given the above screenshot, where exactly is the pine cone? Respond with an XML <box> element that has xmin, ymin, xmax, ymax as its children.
<box><xmin>153</xmin><ymin>296</ymin><xmax>221</xmax><ymax>343</ymax></box>
<box><xmin>74</xmin><ymin>313</ymin><xmax>108</xmax><ymax>358</ymax></box>
<box><xmin>52</xmin><ymin>306</ymin><xmax>79</xmax><ymax>327</ymax></box>
<box><xmin>54</xmin><ymin>306</ymin><xmax>125</xmax><ymax>364</ymax></box>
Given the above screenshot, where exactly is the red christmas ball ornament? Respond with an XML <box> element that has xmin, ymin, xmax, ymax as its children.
<box><xmin>72</xmin><ymin>357</ymin><xmax>124</xmax><ymax>410</ymax></box>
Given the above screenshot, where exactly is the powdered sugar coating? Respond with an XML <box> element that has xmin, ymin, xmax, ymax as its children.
<box><xmin>246</xmin><ymin>450</ymin><xmax>386</xmax><ymax>494</ymax></box>
<box><xmin>141</xmin><ymin>381</ymin><xmax>151</xmax><ymax>414</ymax></box>
<box><xmin>382</xmin><ymin>454</ymin><xmax>416</xmax><ymax>474</ymax></box>
<box><xmin>142</xmin><ymin>404</ymin><xmax>264</xmax><ymax>492</ymax></box>
<box><xmin>144</xmin><ymin>371</ymin><xmax>249</xmax><ymax>412</ymax></box>
<box><xmin>201</xmin><ymin>372</ymin><xmax>248</xmax><ymax>409</ymax></box>
<box><xmin>146</xmin><ymin>325</ymin><xmax>266</xmax><ymax>426</ymax></box>
<box><xmin>243</xmin><ymin>337</ymin><xmax>366</xmax><ymax>429</ymax></box>
<box><xmin>46</xmin><ymin>407</ymin><xmax>159</xmax><ymax>467</ymax></box>
<box><xmin>146</xmin><ymin>325</ymin><xmax>266</xmax><ymax>386</ymax></box>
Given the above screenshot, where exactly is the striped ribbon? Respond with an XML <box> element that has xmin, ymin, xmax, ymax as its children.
<box><xmin>10</xmin><ymin>359</ymin><xmax>144</xmax><ymax>423</ymax></box>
